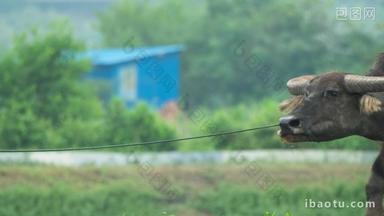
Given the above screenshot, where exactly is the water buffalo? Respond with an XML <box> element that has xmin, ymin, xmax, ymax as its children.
<box><xmin>279</xmin><ymin>53</ymin><xmax>384</xmax><ymax>216</ymax></box>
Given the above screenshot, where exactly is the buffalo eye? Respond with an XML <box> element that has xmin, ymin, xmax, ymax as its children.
<box><xmin>324</xmin><ymin>90</ymin><xmax>339</xmax><ymax>97</ymax></box>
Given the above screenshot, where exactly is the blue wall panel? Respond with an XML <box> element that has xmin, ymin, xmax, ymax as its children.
<box><xmin>85</xmin><ymin>45</ymin><xmax>182</xmax><ymax>109</ymax></box>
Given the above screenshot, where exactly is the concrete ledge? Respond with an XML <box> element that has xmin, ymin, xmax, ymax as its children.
<box><xmin>0</xmin><ymin>149</ymin><xmax>378</xmax><ymax>166</ymax></box>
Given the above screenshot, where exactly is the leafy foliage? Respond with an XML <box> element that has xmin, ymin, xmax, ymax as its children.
<box><xmin>0</xmin><ymin>22</ymin><xmax>98</xmax><ymax>149</ymax></box>
<box><xmin>103</xmin><ymin>101</ymin><xmax>176</xmax><ymax>151</ymax></box>
<box><xmin>0</xmin><ymin>22</ymin><xmax>176</xmax><ymax>151</ymax></box>
<box><xmin>98</xmin><ymin>0</ymin><xmax>384</xmax><ymax>106</ymax></box>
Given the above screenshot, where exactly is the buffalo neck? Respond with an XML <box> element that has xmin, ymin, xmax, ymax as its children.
<box><xmin>358</xmin><ymin>113</ymin><xmax>384</xmax><ymax>141</ymax></box>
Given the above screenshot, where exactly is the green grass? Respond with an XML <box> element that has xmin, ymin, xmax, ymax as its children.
<box><xmin>0</xmin><ymin>163</ymin><xmax>371</xmax><ymax>216</ymax></box>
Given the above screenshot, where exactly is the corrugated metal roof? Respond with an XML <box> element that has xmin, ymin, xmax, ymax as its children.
<box><xmin>83</xmin><ymin>44</ymin><xmax>184</xmax><ymax>66</ymax></box>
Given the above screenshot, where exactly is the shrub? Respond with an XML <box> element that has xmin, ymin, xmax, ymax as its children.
<box><xmin>205</xmin><ymin>99</ymin><xmax>282</xmax><ymax>150</ymax></box>
<box><xmin>102</xmin><ymin>101</ymin><xmax>177</xmax><ymax>152</ymax></box>
<box><xmin>0</xmin><ymin>101</ymin><xmax>54</xmax><ymax>149</ymax></box>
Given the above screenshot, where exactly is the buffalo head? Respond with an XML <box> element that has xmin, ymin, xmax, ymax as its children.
<box><xmin>278</xmin><ymin>72</ymin><xmax>384</xmax><ymax>142</ymax></box>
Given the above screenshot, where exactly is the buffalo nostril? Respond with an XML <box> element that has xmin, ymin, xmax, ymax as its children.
<box><xmin>288</xmin><ymin>119</ymin><xmax>301</xmax><ymax>128</ymax></box>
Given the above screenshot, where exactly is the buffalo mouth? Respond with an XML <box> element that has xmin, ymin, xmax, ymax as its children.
<box><xmin>277</xmin><ymin>129</ymin><xmax>310</xmax><ymax>143</ymax></box>
<box><xmin>277</xmin><ymin>120</ymin><xmax>336</xmax><ymax>143</ymax></box>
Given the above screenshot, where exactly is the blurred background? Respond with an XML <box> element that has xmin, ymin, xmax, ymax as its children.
<box><xmin>0</xmin><ymin>0</ymin><xmax>383</xmax><ymax>215</ymax></box>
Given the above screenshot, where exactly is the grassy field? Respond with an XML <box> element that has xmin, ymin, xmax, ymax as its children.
<box><xmin>0</xmin><ymin>162</ymin><xmax>371</xmax><ymax>216</ymax></box>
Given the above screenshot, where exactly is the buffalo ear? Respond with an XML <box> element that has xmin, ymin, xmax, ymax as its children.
<box><xmin>279</xmin><ymin>96</ymin><xmax>304</xmax><ymax>113</ymax></box>
<box><xmin>360</xmin><ymin>94</ymin><xmax>382</xmax><ymax>115</ymax></box>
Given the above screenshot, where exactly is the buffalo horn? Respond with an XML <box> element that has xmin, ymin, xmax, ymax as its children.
<box><xmin>344</xmin><ymin>75</ymin><xmax>384</xmax><ymax>93</ymax></box>
<box><xmin>287</xmin><ymin>75</ymin><xmax>315</xmax><ymax>95</ymax></box>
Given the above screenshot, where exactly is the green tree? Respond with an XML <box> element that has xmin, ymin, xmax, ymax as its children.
<box><xmin>97</xmin><ymin>0</ymin><xmax>202</xmax><ymax>47</ymax></box>
<box><xmin>0</xmin><ymin>21</ymin><xmax>103</xmax><ymax>149</ymax></box>
<box><xmin>98</xmin><ymin>0</ymin><xmax>384</xmax><ymax>107</ymax></box>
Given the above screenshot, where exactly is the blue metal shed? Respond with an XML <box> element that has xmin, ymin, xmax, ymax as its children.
<box><xmin>83</xmin><ymin>45</ymin><xmax>183</xmax><ymax>108</ymax></box>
